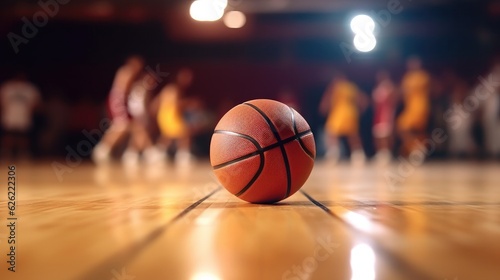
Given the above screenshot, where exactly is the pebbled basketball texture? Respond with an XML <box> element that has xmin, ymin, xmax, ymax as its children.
<box><xmin>210</xmin><ymin>99</ymin><xmax>316</xmax><ymax>203</ymax></box>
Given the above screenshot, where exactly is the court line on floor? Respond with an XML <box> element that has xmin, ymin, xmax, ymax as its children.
<box><xmin>335</xmin><ymin>201</ymin><xmax>500</xmax><ymax>206</ymax></box>
<box><xmin>300</xmin><ymin>190</ymin><xmax>434</xmax><ymax>280</ymax></box>
<box><xmin>76</xmin><ymin>186</ymin><xmax>222</xmax><ymax>280</ymax></box>
<box><xmin>284</xmin><ymin>198</ymin><xmax>500</xmax><ymax>208</ymax></box>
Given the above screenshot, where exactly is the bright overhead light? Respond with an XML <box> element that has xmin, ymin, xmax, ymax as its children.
<box><xmin>350</xmin><ymin>14</ymin><xmax>376</xmax><ymax>52</ymax></box>
<box><xmin>215</xmin><ymin>0</ymin><xmax>228</xmax><ymax>10</ymax></box>
<box><xmin>223</xmin><ymin>11</ymin><xmax>246</xmax><ymax>28</ymax></box>
<box><xmin>190</xmin><ymin>0</ymin><xmax>226</xmax><ymax>22</ymax></box>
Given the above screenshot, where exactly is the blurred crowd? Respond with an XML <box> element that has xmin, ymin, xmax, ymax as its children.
<box><xmin>1</xmin><ymin>55</ymin><xmax>499</xmax><ymax>165</ymax></box>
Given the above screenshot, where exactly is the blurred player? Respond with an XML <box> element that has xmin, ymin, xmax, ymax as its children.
<box><xmin>372</xmin><ymin>70</ymin><xmax>397</xmax><ymax>164</ymax></box>
<box><xmin>320</xmin><ymin>71</ymin><xmax>367</xmax><ymax>165</ymax></box>
<box><xmin>446</xmin><ymin>73</ymin><xmax>475</xmax><ymax>157</ymax></box>
<box><xmin>397</xmin><ymin>56</ymin><xmax>431</xmax><ymax>157</ymax></box>
<box><xmin>121</xmin><ymin>71</ymin><xmax>158</xmax><ymax>165</ymax></box>
<box><xmin>92</xmin><ymin>56</ymin><xmax>144</xmax><ymax>163</ymax></box>
<box><xmin>0</xmin><ymin>73</ymin><xmax>41</xmax><ymax>159</ymax></box>
<box><xmin>481</xmin><ymin>60</ymin><xmax>500</xmax><ymax>158</ymax></box>
<box><xmin>428</xmin><ymin>70</ymin><xmax>451</xmax><ymax>157</ymax></box>
<box><xmin>151</xmin><ymin>68</ymin><xmax>194</xmax><ymax>165</ymax></box>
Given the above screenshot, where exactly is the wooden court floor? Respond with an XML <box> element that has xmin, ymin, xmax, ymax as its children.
<box><xmin>0</xmin><ymin>160</ymin><xmax>499</xmax><ymax>280</ymax></box>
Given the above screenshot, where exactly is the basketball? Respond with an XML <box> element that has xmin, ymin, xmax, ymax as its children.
<box><xmin>210</xmin><ymin>99</ymin><xmax>316</xmax><ymax>203</ymax></box>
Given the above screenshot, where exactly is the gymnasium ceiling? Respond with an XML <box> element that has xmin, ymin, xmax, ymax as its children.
<box><xmin>0</xmin><ymin>0</ymin><xmax>499</xmax><ymax>17</ymax></box>
<box><xmin>0</xmin><ymin>0</ymin><xmax>498</xmax><ymax>44</ymax></box>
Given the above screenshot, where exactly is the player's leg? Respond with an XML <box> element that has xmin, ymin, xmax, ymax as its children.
<box><xmin>142</xmin><ymin>133</ymin><xmax>165</xmax><ymax>164</ymax></box>
<box><xmin>348</xmin><ymin>133</ymin><xmax>366</xmax><ymax>165</ymax></box>
<box><xmin>342</xmin><ymin>111</ymin><xmax>364</xmax><ymax>165</ymax></box>
<box><xmin>127</xmin><ymin>120</ymin><xmax>157</xmax><ymax>164</ymax></box>
<box><xmin>396</xmin><ymin>111</ymin><xmax>423</xmax><ymax>158</ymax></box>
<box><xmin>135</xmin><ymin>123</ymin><xmax>154</xmax><ymax>152</ymax></box>
<box><xmin>398</xmin><ymin>128</ymin><xmax>414</xmax><ymax>157</ymax></box>
<box><xmin>92</xmin><ymin>121</ymin><xmax>129</xmax><ymax>163</ymax></box>
<box><xmin>373</xmin><ymin>124</ymin><xmax>393</xmax><ymax>164</ymax></box>
<box><xmin>374</xmin><ymin>136</ymin><xmax>392</xmax><ymax>164</ymax></box>
<box><xmin>145</xmin><ymin>135</ymin><xmax>171</xmax><ymax>163</ymax></box>
<box><xmin>324</xmin><ymin>132</ymin><xmax>340</xmax><ymax>163</ymax></box>
<box><xmin>175</xmin><ymin>134</ymin><xmax>193</xmax><ymax>165</ymax></box>
<box><xmin>401</xmin><ymin>128</ymin><xmax>428</xmax><ymax>159</ymax></box>
<box><xmin>122</xmin><ymin>121</ymin><xmax>143</xmax><ymax>165</ymax></box>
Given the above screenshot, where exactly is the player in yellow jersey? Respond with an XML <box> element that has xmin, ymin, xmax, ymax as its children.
<box><xmin>151</xmin><ymin>68</ymin><xmax>193</xmax><ymax>165</ymax></box>
<box><xmin>320</xmin><ymin>72</ymin><xmax>367</xmax><ymax>165</ymax></box>
<box><xmin>397</xmin><ymin>57</ymin><xmax>431</xmax><ymax>157</ymax></box>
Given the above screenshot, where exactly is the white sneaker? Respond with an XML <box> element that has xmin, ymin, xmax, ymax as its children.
<box><xmin>122</xmin><ymin>149</ymin><xmax>139</xmax><ymax>166</ymax></box>
<box><xmin>143</xmin><ymin>146</ymin><xmax>166</xmax><ymax>164</ymax></box>
<box><xmin>325</xmin><ymin>147</ymin><xmax>340</xmax><ymax>164</ymax></box>
<box><xmin>351</xmin><ymin>149</ymin><xmax>366</xmax><ymax>167</ymax></box>
<box><xmin>175</xmin><ymin>150</ymin><xmax>193</xmax><ymax>166</ymax></box>
<box><xmin>92</xmin><ymin>144</ymin><xmax>111</xmax><ymax>164</ymax></box>
<box><xmin>375</xmin><ymin>149</ymin><xmax>392</xmax><ymax>165</ymax></box>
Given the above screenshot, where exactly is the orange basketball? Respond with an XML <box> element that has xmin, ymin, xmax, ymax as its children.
<box><xmin>210</xmin><ymin>99</ymin><xmax>316</xmax><ymax>203</ymax></box>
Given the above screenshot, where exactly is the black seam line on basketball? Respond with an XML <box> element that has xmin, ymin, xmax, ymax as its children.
<box><xmin>235</xmin><ymin>151</ymin><xmax>265</xmax><ymax>196</ymax></box>
<box><xmin>287</xmin><ymin>105</ymin><xmax>315</xmax><ymax>160</ymax></box>
<box><xmin>212</xmin><ymin>129</ymin><xmax>312</xmax><ymax>170</ymax></box>
<box><xmin>211</xmin><ymin>130</ymin><xmax>265</xmax><ymax>197</ymax></box>
<box><xmin>300</xmin><ymin>190</ymin><xmax>435</xmax><ymax>280</ymax></box>
<box><xmin>213</xmin><ymin>130</ymin><xmax>263</xmax><ymax>151</ymax></box>
<box><xmin>243</xmin><ymin>102</ymin><xmax>293</xmax><ymax>198</ymax></box>
<box><xmin>76</xmin><ymin>186</ymin><xmax>221</xmax><ymax>280</ymax></box>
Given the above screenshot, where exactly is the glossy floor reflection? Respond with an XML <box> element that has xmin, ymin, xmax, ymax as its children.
<box><xmin>0</xmin><ymin>161</ymin><xmax>498</xmax><ymax>280</ymax></box>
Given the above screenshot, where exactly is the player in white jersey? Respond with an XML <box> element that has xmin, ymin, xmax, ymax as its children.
<box><xmin>0</xmin><ymin>74</ymin><xmax>41</xmax><ymax>159</ymax></box>
<box><xmin>121</xmin><ymin>72</ymin><xmax>159</xmax><ymax>165</ymax></box>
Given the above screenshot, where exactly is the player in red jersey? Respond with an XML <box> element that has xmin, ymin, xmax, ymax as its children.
<box><xmin>92</xmin><ymin>56</ymin><xmax>144</xmax><ymax>163</ymax></box>
<box><xmin>372</xmin><ymin>70</ymin><xmax>397</xmax><ymax>164</ymax></box>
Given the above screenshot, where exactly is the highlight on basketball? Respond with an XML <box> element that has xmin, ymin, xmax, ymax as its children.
<box><xmin>1</xmin><ymin>0</ymin><xmax>499</xmax><ymax>279</ymax></box>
